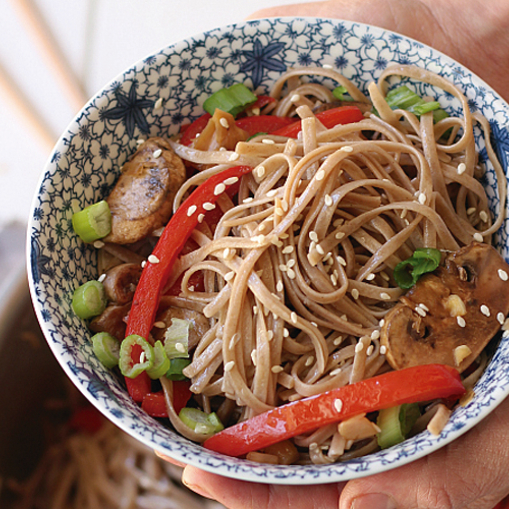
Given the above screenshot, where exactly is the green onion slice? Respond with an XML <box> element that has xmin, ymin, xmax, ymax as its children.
<box><xmin>394</xmin><ymin>247</ymin><xmax>442</xmax><ymax>289</ymax></box>
<box><xmin>91</xmin><ymin>332</ymin><xmax>120</xmax><ymax>368</ymax></box>
<box><xmin>377</xmin><ymin>403</ymin><xmax>420</xmax><ymax>449</ymax></box>
<box><xmin>166</xmin><ymin>358</ymin><xmax>191</xmax><ymax>381</ymax></box>
<box><xmin>385</xmin><ymin>85</ymin><xmax>448</xmax><ymax>122</ymax></box>
<box><xmin>146</xmin><ymin>340</ymin><xmax>171</xmax><ymax>379</ymax></box>
<box><xmin>119</xmin><ymin>334</ymin><xmax>154</xmax><ymax>378</ymax></box>
<box><xmin>332</xmin><ymin>85</ymin><xmax>354</xmax><ymax>102</ymax></box>
<box><xmin>72</xmin><ymin>280</ymin><xmax>108</xmax><ymax>319</ymax></box>
<box><xmin>179</xmin><ymin>407</ymin><xmax>224</xmax><ymax>435</ymax></box>
<box><xmin>72</xmin><ymin>200</ymin><xmax>112</xmax><ymax>243</ymax></box>
<box><xmin>203</xmin><ymin>83</ymin><xmax>257</xmax><ymax>117</ymax></box>
<box><xmin>164</xmin><ymin>318</ymin><xmax>191</xmax><ymax>359</ymax></box>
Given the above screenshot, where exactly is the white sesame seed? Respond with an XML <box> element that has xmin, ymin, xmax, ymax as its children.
<box><xmin>337</xmin><ymin>256</ymin><xmax>347</xmax><ymax>266</ymax></box>
<box><xmin>371</xmin><ymin>330</ymin><xmax>380</xmax><ymax>340</ymax></box>
<box><xmin>154</xmin><ymin>97</ymin><xmax>164</xmax><ymax>110</ymax></box>
<box><xmin>276</xmin><ymin>280</ymin><xmax>284</xmax><ymax>292</ymax></box>
<box><xmin>380</xmin><ymin>345</ymin><xmax>387</xmax><ymax>355</ymax></box>
<box><xmin>325</xmin><ymin>194</ymin><xmax>333</xmax><ymax>206</ymax></box>
<box><xmin>480</xmin><ymin>304</ymin><xmax>490</xmax><ymax>317</ymax></box>
<box><xmin>137</xmin><ymin>138</ymin><xmax>145</xmax><ymax>145</ymax></box>
<box><xmin>333</xmin><ymin>336</ymin><xmax>343</xmax><ymax>346</ymax></box>
<box><xmin>400</xmin><ymin>209</ymin><xmax>408</xmax><ymax>219</ymax></box>
<box><xmin>418</xmin><ymin>192</ymin><xmax>426</xmax><ymax>205</ymax></box>
<box><xmin>457</xmin><ymin>163</ymin><xmax>466</xmax><ymax>175</ymax></box>
<box><xmin>330</xmin><ymin>273</ymin><xmax>338</xmax><ymax>286</ymax></box>
<box><xmin>243</xmin><ymin>197</ymin><xmax>253</xmax><ymax>203</ymax></box>
<box><xmin>305</xmin><ymin>356</ymin><xmax>314</xmax><ymax>367</ymax></box>
<box><xmin>290</xmin><ymin>93</ymin><xmax>301</xmax><ymax>103</ymax></box>
<box><xmin>197</xmin><ymin>213</ymin><xmax>205</xmax><ymax>223</ymax></box>
<box><xmin>280</xmin><ymin>199</ymin><xmax>289</xmax><ymax>212</ymax></box>
<box><xmin>93</xmin><ymin>240</ymin><xmax>105</xmax><ymax>249</ymax></box>
<box><xmin>309</xmin><ymin>231</ymin><xmax>318</xmax><ymax>242</ymax></box>
<box><xmin>267</xmin><ymin>189</ymin><xmax>277</xmax><ymax>197</ymax></box>
<box><xmin>333</xmin><ymin>399</ymin><xmax>343</xmax><ymax>412</ymax></box>
<box><xmin>224</xmin><ymin>176</ymin><xmax>239</xmax><ymax>186</ymax></box>
<box><xmin>290</xmin><ymin>312</ymin><xmax>298</xmax><ymax>324</ymax></box>
<box><xmin>479</xmin><ymin>210</ymin><xmax>489</xmax><ymax>222</ymax></box>
<box><xmin>153</xmin><ymin>149</ymin><xmax>162</xmax><ymax>158</ymax></box>
<box><xmin>287</xmin><ymin>268</ymin><xmax>296</xmax><ymax>279</ymax></box>
<box><xmin>497</xmin><ymin>312</ymin><xmax>505</xmax><ymax>325</ymax></box>
<box><xmin>203</xmin><ymin>202</ymin><xmax>216</xmax><ymax>211</ymax></box>
<box><xmin>141</xmin><ymin>260</ymin><xmax>147</xmax><ymax>268</ymax></box>
<box><xmin>415</xmin><ymin>306</ymin><xmax>427</xmax><ymax>317</ymax></box>
<box><xmin>473</xmin><ymin>233</ymin><xmax>483</xmax><ymax>242</ymax></box>
<box><xmin>457</xmin><ymin>316</ymin><xmax>466</xmax><ymax>327</ymax></box>
<box><xmin>275</xmin><ymin>207</ymin><xmax>285</xmax><ymax>216</ymax></box>
<box><xmin>256</xmin><ymin>166</ymin><xmax>266</xmax><ymax>179</ymax></box>
<box><xmin>419</xmin><ymin>303</ymin><xmax>430</xmax><ymax>312</ymax></box>
<box><xmin>316</xmin><ymin>244</ymin><xmax>325</xmax><ymax>255</ymax></box>
<box><xmin>224</xmin><ymin>360</ymin><xmax>235</xmax><ymax>372</ymax></box>
<box><xmin>380</xmin><ymin>292</ymin><xmax>391</xmax><ymax>300</ymax></box>
<box><xmin>174</xmin><ymin>342</ymin><xmax>186</xmax><ymax>353</ymax></box>
<box><xmin>267</xmin><ymin>331</ymin><xmax>274</xmax><ymax>341</ymax></box>
<box><xmin>98</xmin><ymin>273</ymin><xmax>107</xmax><ymax>283</ymax></box>
<box><xmin>154</xmin><ymin>321</ymin><xmax>166</xmax><ymax>328</ymax></box>
<box><xmin>335</xmin><ymin>231</ymin><xmax>345</xmax><ymax>240</ymax></box>
<box><xmin>139</xmin><ymin>351</ymin><xmax>146</xmax><ymax>364</ymax></box>
<box><xmin>379</xmin><ymin>318</ymin><xmax>385</xmax><ymax>327</ymax></box>
<box><xmin>214</xmin><ymin>183</ymin><xmax>226</xmax><ymax>195</ymax></box>
<box><xmin>287</xmin><ymin>259</ymin><xmax>296</xmax><ymax>268</ymax></box>
<box><xmin>279</xmin><ymin>264</ymin><xmax>288</xmax><ymax>272</ymax></box>
<box><xmin>498</xmin><ymin>269</ymin><xmax>509</xmax><ymax>281</ymax></box>
<box><xmin>187</xmin><ymin>204</ymin><xmax>197</xmax><ymax>216</ymax></box>
<box><xmin>219</xmin><ymin>117</ymin><xmax>229</xmax><ymax>129</ymax></box>
<box><xmin>283</xmin><ymin>328</ymin><xmax>290</xmax><ymax>337</ymax></box>
<box><xmin>340</xmin><ymin>145</ymin><xmax>354</xmax><ymax>153</ymax></box>
<box><xmin>228</xmin><ymin>152</ymin><xmax>240</xmax><ymax>161</ymax></box>
<box><xmin>330</xmin><ymin>367</ymin><xmax>342</xmax><ymax>376</ymax></box>
<box><xmin>467</xmin><ymin>207</ymin><xmax>477</xmax><ymax>215</ymax></box>
<box><xmin>316</xmin><ymin>169</ymin><xmax>325</xmax><ymax>181</ymax></box>
<box><xmin>224</xmin><ymin>271</ymin><xmax>235</xmax><ymax>281</ymax></box>
<box><xmin>282</xmin><ymin>245</ymin><xmax>294</xmax><ymax>254</ymax></box>
<box><xmin>366</xmin><ymin>273</ymin><xmax>376</xmax><ymax>281</ymax></box>
<box><xmin>262</xmin><ymin>138</ymin><xmax>275</xmax><ymax>145</ymax></box>
<box><xmin>323</xmin><ymin>64</ymin><xmax>333</xmax><ymax>69</ymax></box>
<box><xmin>366</xmin><ymin>345</ymin><xmax>374</xmax><ymax>356</ymax></box>
<box><xmin>351</xmin><ymin>288</ymin><xmax>360</xmax><ymax>300</ymax></box>
<box><xmin>355</xmin><ymin>342</ymin><xmax>364</xmax><ymax>353</ymax></box>
<box><xmin>253</xmin><ymin>305</ymin><xmax>258</xmax><ymax>315</ymax></box>
<box><xmin>148</xmin><ymin>254</ymin><xmax>160</xmax><ymax>264</ymax></box>
<box><xmin>271</xmin><ymin>365</ymin><xmax>284</xmax><ymax>374</ymax></box>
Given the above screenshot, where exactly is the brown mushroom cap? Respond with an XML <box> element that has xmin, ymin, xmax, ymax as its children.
<box><xmin>380</xmin><ymin>242</ymin><xmax>509</xmax><ymax>373</ymax></box>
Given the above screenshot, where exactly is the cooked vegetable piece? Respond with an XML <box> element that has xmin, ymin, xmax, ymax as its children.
<box><xmin>141</xmin><ymin>381</ymin><xmax>192</xmax><ymax>417</ymax></box>
<box><xmin>119</xmin><ymin>334</ymin><xmax>154</xmax><ymax>378</ymax></box>
<box><xmin>72</xmin><ymin>280</ymin><xmax>108</xmax><ymax>319</ymax></box>
<box><xmin>72</xmin><ymin>200</ymin><xmax>112</xmax><ymax>243</ymax></box>
<box><xmin>234</xmin><ymin>115</ymin><xmax>296</xmax><ymax>136</ymax></box>
<box><xmin>146</xmin><ymin>340</ymin><xmax>171</xmax><ymax>379</ymax></box>
<box><xmin>203</xmin><ymin>364</ymin><xmax>465</xmax><ymax>457</ymax></box>
<box><xmin>385</xmin><ymin>85</ymin><xmax>447</xmax><ymax>122</ymax></box>
<box><xmin>203</xmin><ymin>83</ymin><xmax>257</xmax><ymax>117</ymax></box>
<box><xmin>377</xmin><ymin>403</ymin><xmax>420</xmax><ymax>449</ymax></box>
<box><xmin>179</xmin><ymin>408</ymin><xmax>224</xmax><ymax>435</ymax></box>
<box><xmin>394</xmin><ymin>247</ymin><xmax>442</xmax><ymax>289</ymax></box>
<box><xmin>91</xmin><ymin>332</ymin><xmax>119</xmax><ymax>368</ymax></box>
<box><xmin>179</xmin><ymin>113</ymin><xmax>211</xmax><ymax>146</ymax></box>
<box><xmin>164</xmin><ymin>318</ymin><xmax>190</xmax><ymax>359</ymax></box>
<box><xmin>166</xmin><ymin>358</ymin><xmax>191</xmax><ymax>380</ymax></box>
<box><xmin>382</xmin><ymin>242</ymin><xmax>509</xmax><ymax>372</ymax></box>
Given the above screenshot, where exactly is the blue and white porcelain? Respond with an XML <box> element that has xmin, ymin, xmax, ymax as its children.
<box><xmin>27</xmin><ymin>18</ymin><xmax>509</xmax><ymax>484</ymax></box>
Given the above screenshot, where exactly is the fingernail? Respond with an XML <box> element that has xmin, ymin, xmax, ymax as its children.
<box><xmin>351</xmin><ymin>493</ymin><xmax>397</xmax><ymax>509</ymax></box>
<box><xmin>182</xmin><ymin>471</ymin><xmax>212</xmax><ymax>500</ymax></box>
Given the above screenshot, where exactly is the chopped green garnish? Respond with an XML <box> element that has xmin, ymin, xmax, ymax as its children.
<box><xmin>377</xmin><ymin>403</ymin><xmax>420</xmax><ymax>449</ymax></box>
<box><xmin>203</xmin><ymin>83</ymin><xmax>257</xmax><ymax>117</ymax></box>
<box><xmin>332</xmin><ymin>85</ymin><xmax>354</xmax><ymax>102</ymax></box>
<box><xmin>246</xmin><ymin>132</ymin><xmax>268</xmax><ymax>141</ymax></box>
<box><xmin>179</xmin><ymin>407</ymin><xmax>224</xmax><ymax>435</ymax></box>
<box><xmin>385</xmin><ymin>85</ymin><xmax>448</xmax><ymax>122</ymax></box>
<box><xmin>119</xmin><ymin>334</ymin><xmax>154</xmax><ymax>378</ymax></box>
<box><xmin>146</xmin><ymin>340</ymin><xmax>171</xmax><ymax>379</ymax></box>
<box><xmin>72</xmin><ymin>200</ymin><xmax>112</xmax><ymax>243</ymax></box>
<box><xmin>166</xmin><ymin>358</ymin><xmax>192</xmax><ymax>380</ymax></box>
<box><xmin>91</xmin><ymin>332</ymin><xmax>119</xmax><ymax>368</ymax></box>
<box><xmin>72</xmin><ymin>280</ymin><xmax>108</xmax><ymax>319</ymax></box>
<box><xmin>394</xmin><ymin>247</ymin><xmax>442</xmax><ymax>289</ymax></box>
<box><xmin>164</xmin><ymin>318</ymin><xmax>191</xmax><ymax>359</ymax></box>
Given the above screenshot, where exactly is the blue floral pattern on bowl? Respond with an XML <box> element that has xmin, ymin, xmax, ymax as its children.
<box><xmin>27</xmin><ymin>17</ymin><xmax>509</xmax><ymax>484</ymax></box>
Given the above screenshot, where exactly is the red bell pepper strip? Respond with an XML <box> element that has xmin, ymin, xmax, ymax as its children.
<box><xmin>235</xmin><ymin>115</ymin><xmax>296</xmax><ymax>137</ymax></box>
<box><xmin>269</xmin><ymin>105</ymin><xmax>365</xmax><ymax>138</ymax></box>
<box><xmin>179</xmin><ymin>113</ymin><xmax>212</xmax><ymax>146</ymax></box>
<box><xmin>245</xmin><ymin>95</ymin><xmax>276</xmax><ymax>112</ymax></box>
<box><xmin>141</xmin><ymin>381</ymin><xmax>192</xmax><ymax>417</ymax></box>
<box><xmin>203</xmin><ymin>364</ymin><xmax>466</xmax><ymax>457</ymax></box>
<box><xmin>124</xmin><ymin>165</ymin><xmax>253</xmax><ymax>402</ymax></box>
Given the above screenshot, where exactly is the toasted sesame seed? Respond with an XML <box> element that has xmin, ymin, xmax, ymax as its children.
<box><xmin>330</xmin><ymin>367</ymin><xmax>342</xmax><ymax>376</ymax></box>
<box><xmin>379</xmin><ymin>318</ymin><xmax>385</xmax><ymax>327</ymax></box>
<box><xmin>283</xmin><ymin>328</ymin><xmax>290</xmax><ymax>337</ymax></box>
<box><xmin>380</xmin><ymin>345</ymin><xmax>387</xmax><ymax>355</ymax></box>
<box><xmin>154</xmin><ymin>321</ymin><xmax>166</xmax><ymax>328</ymax></box>
<box><xmin>175</xmin><ymin>342</ymin><xmax>186</xmax><ymax>353</ymax></box>
<box><xmin>153</xmin><ymin>148</ymin><xmax>162</xmax><ymax>158</ymax></box>
<box><xmin>352</xmin><ymin>288</ymin><xmax>360</xmax><ymax>300</ymax></box>
<box><xmin>309</xmin><ymin>231</ymin><xmax>318</xmax><ymax>242</ymax></box>
<box><xmin>276</xmin><ymin>280</ymin><xmax>284</xmax><ymax>292</ymax></box>
<box><xmin>279</xmin><ymin>264</ymin><xmax>288</xmax><ymax>272</ymax></box>
<box><xmin>203</xmin><ymin>202</ymin><xmax>216</xmax><ymax>211</ymax></box>
<box><xmin>262</xmin><ymin>138</ymin><xmax>275</xmax><ymax>145</ymax></box>
<box><xmin>224</xmin><ymin>271</ymin><xmax>235</xmax><ymax>281</ymax></box>
<box><xmin>419</xmin><ymin>303</ymin><xmax>430</xmax><ymax>312</ymax></box>
<box><xmin>187</xmin><ymin>204</ymin><xmax>197</xmax><ymax>216</ymax></box>
<box><xmin>228</xmin><ymin>152</ymin><xmax>240</xmax><ymax>161</ymax></box>
<box><xmin>214</xmin><ymin>183</ymin><xmax>226</xmax><ymax>195</ymax></box>
<box><xmin>141</xmin><ymin>260</ymin><xmax>147</xmax><ymax>268</ymax></box>
<box><xmin>371</xmin><ymin>330</ymin><xmax>380</xmax><ymax>340</ymax></box>
<box><xmin>479</xmin><ymin>210</ymin><xmax>489</xmax><ymax>222</ymax></box>
<box><xmin>139</xmin><ymin>351</ymin><xmax>146</xmax><ymax>363</ymax></box>
<box><xmin>480</xmin><ymin>304</ymin><xmax>490</xmax><ymax>317</ymax></box>
<box><xmin>219</xmin><ymin>117</ymin><xmax>229</xmax><ymax>129</ymax></box>
<box><xmin>282</xmin><ymin>245</ymin><xmax>294</xmax><ymax>254</ymax></box>
<box><xmin>256</xmin><ymin>166</ymin><xmax>266</xmax><ymax>178</ymax></box>
<box><xmin>98</xmin><ymin>273</ymin><xmax>107</xmax><ymax>283</ymax></box>
<box><xmin>467</xmin><ymin>207</ymin><xmax>477</xmax><ymax>215</ymax></box>
<box><xmin>337</xmin><ymin>255</ymin><xmax>347</xmax><ymax>266</ymax></box>
<box><xmin>418</xmin><ymin>192</ymin><xmax>427</xmax><ymax>205</ymax></box>
<box><xmin>93</xmin><ymin>240</ymin><xmax>105</xmax><ymax>249</ymax></box>
<box><xmin>290</xmin><ymin>93</ymin><xmax>301</xmax><ymax>103</ymax></box>
<box><xmin>305</xmin><ymin>356</ymin><xmax>314</xmax><ymax>366</ymax></box>
<box><xmin>473</xmin><ymin>232</ymin><xmax>483</xmax><ymax>242</ymax></box>
<box><xmin>340</xmin><ymin>145</ymin><xmax>354</xmax><ymax>153</ymax></box>
<box><xmin>380</xmin><ymin>292</ymin><xmax>391</xmax><ymax>300</ymax></box>
<box><xmin>316</xmin><ymin>169</ymin><xmax>325</xmax><ymax>181</ymax></box>
<box><xmin>325</xmin><ymin>194</ymin><xmax>333</xmax><ymax>206</ymax></box>
<box><xmin>334</xmin><ymin>399</ymin><xmax>343</xmax><ymax>412</ymax></box>
<box><xmin>457</xmin><ymin>316</ymin><xmax>466</xmax><ymax>327</ymax></box>
<box><xmin>287</xmin><ymin>268</ymin><xmax>296</xmax><ymax>279</ymax></box>
<box><xmin>224</xmin><ymin>360</ymin><xmax>235</xmax><ymax>372</ymax></box>
<box><xmin>197</xmin><ymin>213</ymin><xmax>205</xmax><ymax>223</ymax></box>
<box><xmin>290</xmin><ymin>312</ymin><xmax>298</xmax><ymax>324</ymax></box>
<box><xmin>355</xmin><ymin>342</ymin><xmax>364</xmax><ymax>353</ymax></box>
<box><xmin>335</xmin><ymin>231</ymin><xmax>345</xmax><ymax>240</ymax></box>
<box><xmin>271</xmin><ymin>365</ymin><xmax>284</xmax><ymax>374</ymax></box>
<box><xmin>154</xmin><ymin>97</ymin><xmax>164</xmax><ymax>110</ymax></box>
<box><xmin>457</xmin><ymin>163</ymin><xmax>466</xmax><ymax>175</ymax></box>
<box><xmin>366</xmin><ymin>345</ymin><xmax>374</xmax><ymax>356</ymax></box>
<box><xmin>287</xmin><ymin>259</ymin><xmax>296</xmax><ymax>268</ymax></box>
<box><xmin>415</xmin><ymin>306</ymin><xmax>427</xmax><ymax>317</ymax></box>
<box><xmin>366</xmin><ymin>273</ymin><xmax>375</xmax><ymax>281</ymax></box>
<box><xmin>497</xmin><ymin>312</ymin><xmax>505</xmax><ymax>325</ymax></box>
<box><xmin>333</xmin><ymin>336</ymin><xmax>343</xmax><ymax>346</ymax></box>
<box><xmin>499</xmin><ymin>268</ymin><xmax>509</xmax><ymax>281</ymax></box>
<box><xmin>148</xmin><ymin>254</ymin><xmax>160</xmax><ymax>264</ymax></box>
<box><xmin>316</xmin><ymin>244</ymin><xmax>325</xmax><ymax>255</ymax></box>
<box><xmin>271</xmin><ymin>237</ymin><xmax>284</xmax><ymax>247</ymax></box>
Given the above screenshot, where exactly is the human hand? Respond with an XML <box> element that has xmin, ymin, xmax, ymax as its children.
<box><xmin>247</xmin><ymin>0</ymin><xmax>509</xmax><ymax>103</ymax></box>
<box><xmin>179</xmin><ymin>393</ymin><xmax>509</xmax><ymax>508</ymax></box>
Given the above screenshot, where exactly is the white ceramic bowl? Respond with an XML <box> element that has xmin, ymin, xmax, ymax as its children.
<box><xmin>27</xmin><ymin>17</ymin><xmax>509</xmax><ymax>484</ymax></box>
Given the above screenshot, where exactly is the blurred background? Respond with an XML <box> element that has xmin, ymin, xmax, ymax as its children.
<box><xmin>0</xmin><ymin>0</ymin><xmax>303</xmax><ymax>230</ymax></box>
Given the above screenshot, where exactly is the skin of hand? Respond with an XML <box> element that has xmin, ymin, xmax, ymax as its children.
<box><xmin>160</xmin><ymin>2</ymin><xmax>509</xmax><ymax>507</ymax></box>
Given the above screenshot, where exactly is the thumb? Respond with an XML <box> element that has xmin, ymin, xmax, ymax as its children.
<box><xmin>339</xmin><ymin>397</ymin><xmax>509</xmax><ymax>509</ymax></box>
<box><xmin>182</xmin><ymin>465</ymin><xmax>346</xmax><ymax>509</ymax></box>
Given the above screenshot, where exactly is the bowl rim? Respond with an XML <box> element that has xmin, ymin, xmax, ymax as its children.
<box><xmin>26</xmin><ymin>16</ymin><xmax>509</xmax><ymax>484</ymax></box>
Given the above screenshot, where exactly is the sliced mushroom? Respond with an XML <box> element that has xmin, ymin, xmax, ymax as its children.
<box><xmin>381</xmin><ymin>242</ymin><xmax>509</xmax><ymax>373</ymax></box>
<box><xmin>89</xmin><ymin>302</ymin><xmax>131</xmax><ymax>341</ymax></box>
<box><xmin>102</xmin><ymin>263</ymin><xmax>142</xmax><ymax>305</ymax></box>
<box><xmin>152</xmin><ymin>306</ymin><xmax>210</xmax><ymax>350</ymax></box>
<box><xmin>104</xmin><ymin>137</ymin><xmax>186</xmax><ymax>245</ymax></box>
